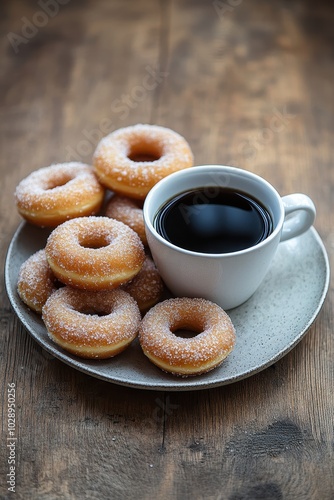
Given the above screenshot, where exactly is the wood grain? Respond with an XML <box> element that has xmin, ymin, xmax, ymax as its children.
<box><xmin>1</xmin><ymin>0</ymin><xmax>333</xmax><ymax>498</ymax></box>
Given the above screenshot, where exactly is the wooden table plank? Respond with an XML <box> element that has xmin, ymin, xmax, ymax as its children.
<box><xmin>1</xmin><ymin>1</ymin><xmax>333</xmax><ymax>498</ymax></box>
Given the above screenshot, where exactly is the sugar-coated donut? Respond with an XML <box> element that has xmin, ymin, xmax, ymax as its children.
<box><xmin>139</xmin><ymin>298</ymin><xmax>236</xmax><ymax>376</ymax></box>
<box><xmin>17</xmin><ymin>249</ymin><xmax>58</xmax><ymax>314</ymax></box>
<box><xmin>105</xmin><ymin>195</ymin><xmax>147</xmax><ymax>245</ymax></box>
<box><xmin>45</xmin><ymin>216</ymin><xmax>145</xmax><ymax>290</ymax></box>
<box><xmin>93</xmin><ymin>124</ymin><xmax>194</xmax><ymax>200</ymax></box>
<box><xmin>15</xmin><ymin>162</ymin><xmax>105</xmax><ymax>227</ymax></box>
<box><xmin>122</xmin><ymin>255</ymin><xmax>164</xmax><ymax>313</ymax></box>
<box><xmin>43</xmin><ymin>287</ymin><xmax>141</xmax><ymax>359</ymax></box>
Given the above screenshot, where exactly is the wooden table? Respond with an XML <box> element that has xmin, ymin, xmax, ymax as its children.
<box><xmin>1</xmin><ymin>1</ymin><xmax>333</xmax><ymax>498</ymax></box>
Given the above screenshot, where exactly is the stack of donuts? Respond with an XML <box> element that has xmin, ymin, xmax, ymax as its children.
<box><xmin>15</xmin><ymin>124</ymin><xmax>235</xmax><ymax>376</ymax></box>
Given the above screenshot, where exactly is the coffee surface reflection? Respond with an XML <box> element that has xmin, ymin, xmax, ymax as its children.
<box><xmin>154</xmin><ymin>187</ymin><xmax>273</xmax><ymax>254</ymax></box>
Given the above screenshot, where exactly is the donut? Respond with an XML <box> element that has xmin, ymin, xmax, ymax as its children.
<box><xmin>139</xmin><ymin>298</ymin><xmax>236</xmax><ymax>376</ymax></box>
<box><xmin>15</xmin><ymin>162</ymin><xmax>105</xmax><ymax>227</ymax></box>
<box><xmin>93</xmin><ymin>124</ymin><xmax>194</xmax><ymax>200</ymax></box>
<box><xmin>42</xmin><ymin>287</ymin><xmax>141</xmax><ymax>358</ymax></box>
<box><xmin>105</xmin><ymin>195</ymin><xmax>147</xmax><ymax>245</ymax></box>
<box><xmin>45</xmin><ymin>216</ymin><xmax>145</xmax><ymax>290</ymax></box>
<box><xmin>122</xmin><ymin>255</ymin><xmax>164</xmax><ymax>313</ymax></box>
<box><xmin>17</xmin><ymin>249</ymin><xmax>58</xmax><ymax>313</ymax></box>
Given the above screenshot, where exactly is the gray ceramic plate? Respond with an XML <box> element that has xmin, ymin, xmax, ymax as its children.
<box><xmin>5</xmin><ymin>223</ymin><xmax>330</xmax><ymax>391</ymax></box>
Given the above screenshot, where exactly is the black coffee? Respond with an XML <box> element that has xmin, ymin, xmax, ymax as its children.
<box><xmin>154</xmin><ymin>187</ymin><xmax>273</xmax><ymax>254</ymax></box>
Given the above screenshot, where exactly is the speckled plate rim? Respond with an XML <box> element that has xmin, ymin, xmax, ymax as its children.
<box><xmin>5</xmin><ymin>223</ymin><xmax>330</xmax><ymax>391</ymax></box>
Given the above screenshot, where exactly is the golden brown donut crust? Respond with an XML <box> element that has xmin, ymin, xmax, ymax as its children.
<box><xmin>93</xmin><ymin>124</ymin><xmax>194</xmax><ymax>199</ymax></box>
<box><xmin>17</xmin><ymin>249</ymin><xmax>57</xmax><ymax>313</ymax></box>
<box><xmin>42</xmin><ymin>287</ymin><xmax>141</xmax><ymax>359</ymax></box>
<box><xmin>139</xmin><ymin>297</ymin><xmax>236</xmax><ymax>376</ymax></box>
<box><xmin>15</xmin><ymin>162</ymin><xmax>105</xmax><ymax>227</ymax></box>
<box><xmin>105</xmin><ymin>195</ymin><xmax>147</xmax><ymax>246</ymax></box>
<box><xmin>122</xmin><ymin>255</ymin><xmax>164</xmax><ymax>313</ymax></box>
<box><xmin>45</xmin><ymin>216</ymin><xmax>145</xmax><ymax>290</ymax></box>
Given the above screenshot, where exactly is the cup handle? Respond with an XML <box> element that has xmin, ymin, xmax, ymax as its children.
<box><xmin>280</xmin><ymin>194</ymin><xmax>316</xmax><ymax>242</ymax></box>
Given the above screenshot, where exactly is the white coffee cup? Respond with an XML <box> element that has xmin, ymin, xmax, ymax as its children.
<box><xmin>143</xmin><ymin>165</ymin><xmax>316</xmax><ymax>310</ymax></box>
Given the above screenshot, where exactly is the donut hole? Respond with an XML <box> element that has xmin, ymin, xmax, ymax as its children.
<box><xmin>79</xmin><ymin>307</ymin><xmax>110</xmax><ymax>317</ymax></box>
<box><xmin>45</xmin><ymin>174</ymin><xmax>73</xmax><ymax>190</ymax></box>
<box><xmin>127</xmin><ymin>141</ymin><xmax>162</xmax><ymax>163</ymax></box>
<box><xmin>79</xmin><ymin>234</ymin><xmax>110</xmax><ymax>249</ymax></box>
<box><xmin>172</xmin><ymin>328</ymin><xmax>201</xmax><ymax>339</ymax></box>
<box><xmin>171</xmin><ymin>321</ymin><xmax>204</xmax><ymax>339</ymax></box>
